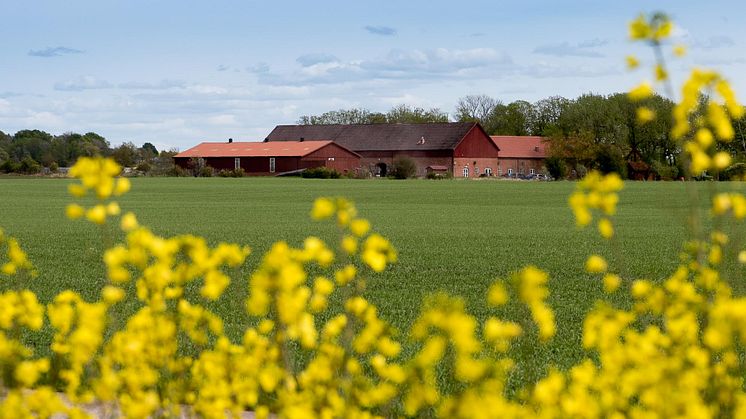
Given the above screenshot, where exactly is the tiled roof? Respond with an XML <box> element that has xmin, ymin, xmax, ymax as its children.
<box><xmin>266</xmin><ymin>122</ymin><xmax>480</xmax><ymax>151</ymax></box>
<box><xmin>490</xmin><ymin>136</ymin><xmax>548</xmax><ymax>159</ymax></box>
<box><xmin>174</xmin><ymin>141</ymin><xmax>340</xmax><ymax>158</ymax></box>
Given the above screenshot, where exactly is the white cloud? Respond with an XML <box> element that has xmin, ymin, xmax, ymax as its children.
<box><xmin>533</xmin><ymin>39</ymin><xmax>608</xmax><ymax>58</ymax></box>
<box><xmin>54</xmin><ymin>76</ymin><xmax>113</xmax><ymax>91</ymax></box>
<box><xmin>206</xmin><ymin>114</ymin><xmax>238</xmax><ymax>126</ymax></box>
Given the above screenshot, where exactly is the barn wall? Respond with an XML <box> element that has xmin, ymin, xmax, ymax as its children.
<box><xmin>497</xmin><ymin>158</ymin><xmax>545</xmax><ymax>176</ymax></box>
<box><xmin>302</xmin><ymin>143</ymin><xmax>361</xmax><ymax>174</ymax></box>
<box><xmin>453</xmin><ymin>157</ymin><xmax>499</xmax><ymax>178</ymax></box>
<box><xmin>358</xmin><ymin>150</ymin><xmax>453</xmax><ymax>177</ymax></box>
<box><xmin>454</xmin><ymin>126</ymin><xmax>500</xmax><ymax>158</ymax></box>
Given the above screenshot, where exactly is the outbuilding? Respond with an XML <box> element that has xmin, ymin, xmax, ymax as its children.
<box><xmin>490</xmin><ymin>136</ymin><xmax>548</xmax><ymax>177</ymax></box>
<box><xmin>265</xmin><ymin>122</ymin><xmax>499</xmax><ymax>178</ymax></box>
<box><xmin>173</xmin><ymin>140</ymin><xmax>361</xmax><ymax>175</ymax></box>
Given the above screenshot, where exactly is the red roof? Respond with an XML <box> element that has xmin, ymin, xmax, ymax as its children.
<box><xmin>490</xmin><ymin>136</ymin><xmax>548</xmax><ymax>159</ymax></box>
<box><xmin>175</xmin><ymin>141</ymin><xmax>346</xmax><ymax>158</ymax></box>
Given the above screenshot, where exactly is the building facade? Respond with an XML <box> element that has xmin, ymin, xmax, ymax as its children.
<box><xmin>174</xmin><ymin>140</ymin><xmax>361</xmax><ymax>175</ymax></box>
<box><xmin>490</xmin><ymin>136</ymin><xmax>548</xmax><ymax>177</ymax></box>
<box><xmin>265</xmin><ymin>122</ymin><xmax>499</xmax><ymax>178</ymax></box>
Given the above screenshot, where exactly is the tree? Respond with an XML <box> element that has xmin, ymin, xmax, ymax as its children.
<box><xmin>454</xmin><ymin>95</ymin><xmax>500</xmax><ymax>125</ymax></box>
<box><xmin>390</xmin><ymin>157</ymin><xmax>418</xmax><ymax>179</ymax></box>
<box><xmin>385</xmin><ymin>105</ymin><xmax>449</xmax><ymax>123</ymax></box>
<box><xmin>298</xmin><ymin>108</ymin><xmax>378</xmax><ymax>125</ymax></box>
<box><xmin>142</xmin><ymin>142</ymin><xmax>159</xmax><ymax>157</ymax></box>
<box><xmin>112</xmin><ymin>142</ymin><xmax>139</xmax><ymax>167</ymax></box>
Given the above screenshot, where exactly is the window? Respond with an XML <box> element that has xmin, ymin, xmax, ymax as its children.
<box><xmin>530</xmin><ymin>168</ymin><xmax>535</xmax><ymax>175</ymax></box>
<box><xmin>462</xmin><ymin>166</ymin><xmax>469</xmax><ymax>178</ymax></box>
<box><xmin>485</xmin><ymin>167</ymin><xmax>492</xmax><ymax>176</ymax></box>
<box><xmin>234</xmin><ymin>158</ymin><xmax>240</xmax><ymax>170</ymax></box>
<box><xmin>508</xmin><ymin>168</ymin><xmax>513</xmax><ymax>176</ymax></box>
<box><xmin>474</xmin><ymin>167</ymin><xmax>479</xmax><ymax>176</ymax></box>
<box><xmin>269</xmin><ymin>157</ymin><xmax>276</xmax><ymax>173</ymax></box>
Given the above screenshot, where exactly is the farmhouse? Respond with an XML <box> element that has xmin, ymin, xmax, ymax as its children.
<box><xmin>490</xmin><ymin>136</ymin><xmax>548</xmax><ymax>177</ymax></box>
<box><xmin>173</xmin><ymin>140</ymin><xmax>361</xmax><ymax>175</ymax></box>
<box><xmin>265</xmin><ymin>122</ymin><xmax>499</xmax><ymax>178</ymax></box>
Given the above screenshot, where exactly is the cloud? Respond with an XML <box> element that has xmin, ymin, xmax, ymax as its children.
<box><xmin>118</xmin><ymin>79</ymin><xmax>186</xmax><ymax>90</ymax></box>
<box><xmin>257</xmin><ymin>47</ymin><xmax>516</xmax><ymax>87</ymax></box>
<box><xmin>364</xmin><ymin>25</ymin><xmax>397</xmax><ymax>36</ymax></box>
<box><xmin>54</xmin><ymin>76</ymin><xmax>112</xmax><ymax>91</ymax></box>
<box><xmin>533</xmin><ymin>39</ymin><xmax>608</xmax><ymax>58</ymax></box>
<box><xmin>296</xmin><ymin>53</ymin><xmax>339</xmax><ymax>67</ymax></box>
<box><xmin>217</xmin><ymin>64</ymin><xmax>230</xmax><ymax>72</ymax></box>
<box><xmin>691</xmin><ymin>35</ymin><xmax>735</xmax><ymax>50</ymax></box>
<box><xmin>246</xmin><ymin>62</ymin><xmax>270</xmax><ymax>73</ymax></box>
<box><xmin>28</xmin><ymin>46</ymin><xmax>84</xmax><ymax>57</ymax></box>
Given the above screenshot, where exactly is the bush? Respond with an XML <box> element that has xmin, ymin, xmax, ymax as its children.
<box><xmin>426</xmin><ymin>171</ymin><xmax>451</xmax><ymax>180</ymax></box>
<box><xmin>390</xmin><ymin>157</ymin><xmax>417</xmax><ymax>179</ymax></box>
<box><xmin>197</xmin><ymin>165</ymin><xmax>214</xmax><ymax>177</ymax></box>
<box><xmin>49</xmin><ymin>162</ymin><xmax>59</xmax><ymax>173</ymax></box>
<box><xmin>545</xmin><ymin>156</ymin><xmax>567</xmax><ymax>180</ymax></box>
<box><xmin>722</xmin><ymin>162</ymin><xmax>746</xmax><ymax>180</ymax></box>
<box><xmin>651</xmin><ymin>160</ymin><xmax>679</xmax><ymax>180</ymax></box>
<box><xmin>19</xmin><ymin>157</ymin><xmax>41</xmax><ymax>174</ymax></box>
<box><xmin>595</xmin><ymin>144</ymin><xmax>627</xmax><ymax>178</ymax></box>
<box><xmin>0</xmin><ymin>159</ymin><xmax>20</xmax><ymax>173</ymax></box>
<box><xmin>302</xmin><ymin>167</ymin><xmax>341</xmax><ymax>179</ymax></box>
<box><xmin>218</xmin><ymin>168</ymin><xmax>245</xmax><ymax>177</ymax></box>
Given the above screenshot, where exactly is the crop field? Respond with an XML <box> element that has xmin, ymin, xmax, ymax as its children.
<box><xmin>1</xmin><ymin>177</ymin><xmax>744</xmax><ymax>388</ymax></box>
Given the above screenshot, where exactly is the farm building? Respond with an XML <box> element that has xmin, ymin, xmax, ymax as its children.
<box><xmin>490</xmin><ymin>136</ymin><xmax>548</xmax><ymax>177</ymax></box>
<box><xmin>265</xmin><ymin>122</ymin><xmax>499</xmax><ymax>178</ymax></box>
<box><xmin>173</xmin><ymin>140</ymin><xmax>361</xmax><ymax>175</ymax></box>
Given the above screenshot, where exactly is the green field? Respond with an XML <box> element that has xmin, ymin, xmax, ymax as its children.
<box><xmin>1</xmin><ymin>177</ymin><xmax>744</xmax><ymax>387</ymax></box>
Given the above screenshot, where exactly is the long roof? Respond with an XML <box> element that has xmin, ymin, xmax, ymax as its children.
<box><xmin>174</xmin><ymin>141</ymin><xmax>352</xmax><ymax>158</ymax></box>
<box><xmin>490</xmin><ymin>136</ymin><xmax>548</xmax><ymax>159</ymax></box>
<box><xmin>265</xmin><ymin>122</ymin><xmax>481</xmax><ymax>151</ymax></box>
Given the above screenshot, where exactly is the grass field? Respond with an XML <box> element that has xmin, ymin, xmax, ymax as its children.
<box><xmin>1</xmin><ymin>177</ymin><xmax>744</xmax><ymax>388</ymax></box>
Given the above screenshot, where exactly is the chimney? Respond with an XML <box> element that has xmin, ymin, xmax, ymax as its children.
<box><xmin>263</xmin><ymin>138</ymin><xmax>269</xmax><ymax>142</ymax></box>
<box><xmin>228</xmin><ymin>138</ymin><xmax>233</xmax><ymax>143</ymax></box>
<box><xmin>300</xmin><ymin>137</ymin><xmax>305</xmax><ymax>142</ymax></box>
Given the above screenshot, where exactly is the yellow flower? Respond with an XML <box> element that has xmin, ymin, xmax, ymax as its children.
<box><xmin>585</xmin><ymin>255</ymin><xmax>608</xmax><ymax>273</ymax></box>
<box><xmin>487</xmin><ymin>282</ymin><xmax>508</xmax><ymax>306</ymax></box>
<box><xmin>629</xmin><ymin>14</ymin><xmax>651</xmax><ymax>40</ymax></box>
<box><xmin>626</xmin><ymin>55</ymin><xmax>640</xmax><ymax>70</ymax></box>
<box><xmin>602</xmin><ymin>273</ymin><xmax>621</xmax><ymax>293</ymax></box>
<box><xmin>713</xmin><ymin>152</ymin><xmax>732</xmax><ymax>170</ymax></box>
<box><xmin>629</xmin><ymin>82</ymin><xmax>654</xmax><ymax>101</ymax></box>
<box><xmin>739</xmin><ymin>250</ymin><xmax>746</xmax><ymax>264</ymax></box>
<box><xmin>310</xmin><ymin>197</ymin><xmax>335</xmax><ymax>220</ymax></box>
<box><xmin>102</xmin><ymin>286</ymin><xmax>125</xmax><ymax>304</ymax></box>
<box><xmin>654</xmin><ymin>64</ymin><xmax>668</xmax><ymax>81</ymax></box>
<box><xmin>636</xmin><ymin>106</ymin><xmax>656</xmax><ymax>124</ymax></box>
<box><xmin>673</xmin><ymin>44</ymin><xmax>687</xmax><ymax>57</ymax></box>
<box><xmin>349</xmin><ymin>218</ymin><xmax>371</xmax><ymax>237</ymax></box>
<box><xmin>106</xmin><ymin>202</ymin><xmax>121</xmax><ymax>216</ymax></box>
<box><xmin>85</xmin><ymin>205</ymin><xmax>107</xmax><ymax>225</ymax></box>
<box><xmin>65</xmin><ymin>204</ymin><xmax>85</xmax><ymax>220</ymax></box>
<box><xmin>113</xmin><ymin>177</ymin><xmax>131</xmax><ymax>196</ymax></box>
<box><xmin>120</xmin><ymin>212</ymin><xmax>138</xmax><ymax>231</ymax></box>
<box><xmin>598</xmin><ymin>218</ymin><xmax>614</xmax><ymax>239</ymax></box>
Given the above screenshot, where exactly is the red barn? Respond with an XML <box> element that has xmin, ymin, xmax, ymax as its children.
<box><xmin>173</xmin><ymin>141</ymin><xmax>361</xmax><ymax>175</ymax></box>
<box><xmin>490</xmin><ymin>136</ymin><xmax>548</xmax><ymax>177</ymax></box>
<box><xmin>265</xmin><ymin>122</ymin><xmax>499</xmax><ymax>178</ymax></box>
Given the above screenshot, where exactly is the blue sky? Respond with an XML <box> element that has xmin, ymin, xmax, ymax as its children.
<box><xmin>1</xmin><ymin>0</ymin><xmax>744</xmax><ymax>151</ymax></box>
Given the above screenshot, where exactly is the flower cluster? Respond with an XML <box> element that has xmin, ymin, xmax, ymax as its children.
<box><xmin>65</xmin><ymin>157</ymin><xmax>132</xmax><ymax>225</ymax></box>
<box><xmin>568</xmin><ymin>171</ymin><xmax>623</xmax><ymax>239</ymax></box>
<box><xmin>627</xmin><ymin>13</ymin><xmax>744</xmax><ymax>176</ymax></box>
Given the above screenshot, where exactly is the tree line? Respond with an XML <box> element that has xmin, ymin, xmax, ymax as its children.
<box><xmin>0</xmin><ymin>130</ymin><xmax>180</xmax><ymax>175</ymax></box>
<box><xmin>298</xmin><ymin>94</ymin><xmax>746</xmax><ymax>180</ymax></box>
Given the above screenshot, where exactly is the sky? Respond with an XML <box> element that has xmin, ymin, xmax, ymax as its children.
<box><xmin>1</xmin><ymin>0</ymin><xmax>744</xmax><ymax>151</ymax></box>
